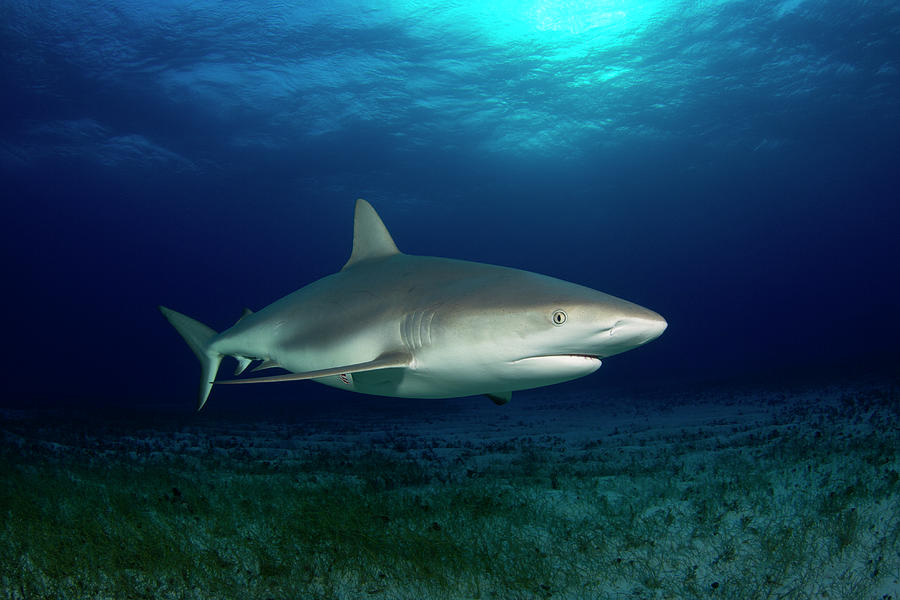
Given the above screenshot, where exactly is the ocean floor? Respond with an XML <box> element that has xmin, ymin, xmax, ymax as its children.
<box><xmin>1</xmin><ymin>378</ymin><xmax>898</xmax><ymax>599</ymax></box>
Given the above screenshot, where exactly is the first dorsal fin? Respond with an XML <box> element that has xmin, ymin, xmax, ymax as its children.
<box><xmin>342</xmin><ymin>199</ymin><xmax>400</xmax><ymax>270</ymax></box>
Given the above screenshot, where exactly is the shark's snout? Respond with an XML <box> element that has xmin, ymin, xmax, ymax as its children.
<box><xmin>590</xmin><ymin>307</ymin><xmax>666</xmax><ymax>358</ymax></box>
<box><xmin>610</xmin><ymin>312</ymin><xmax>667</xmax><ymax>346</ymax></box>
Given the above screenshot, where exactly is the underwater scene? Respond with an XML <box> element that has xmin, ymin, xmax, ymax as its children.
<box><xmin>2</xmin><ymin>0</ymin><xmax>899</xmax><ymax>598</ymax></box>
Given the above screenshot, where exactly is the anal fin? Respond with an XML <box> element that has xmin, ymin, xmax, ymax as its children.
<box><xmin>233</xmin><ymin>356</ymin><xmax>253</xmax><ymax>375</ymax></box>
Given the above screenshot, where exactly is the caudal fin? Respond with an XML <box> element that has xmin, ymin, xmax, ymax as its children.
<box><xmin>159</xmin><ymin>306</ymin><xmax>223</xmax><ymax>410</ymax></box>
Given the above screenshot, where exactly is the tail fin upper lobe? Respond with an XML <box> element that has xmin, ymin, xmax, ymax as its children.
<box><xmin>159</xmin><ymin>306</ymin><xmax>222</xmax><ymax>410</ymax></box>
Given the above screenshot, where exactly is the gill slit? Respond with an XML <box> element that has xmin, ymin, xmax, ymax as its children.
<box><xmin>401</xmin><ymin>309</ymin><xmax>436</xmax><ymax>353</ymax></box>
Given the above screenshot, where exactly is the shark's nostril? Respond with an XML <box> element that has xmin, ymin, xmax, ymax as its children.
<box><xmin>601</xmin><ymin>316</ymin><xmax>666</xmax><ymax>346</ymax></box>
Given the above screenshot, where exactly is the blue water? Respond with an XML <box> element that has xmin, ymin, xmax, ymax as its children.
<box><xmin>2</xmin><ymin>0</ymin><xmax>898</xmax><ymax>409</ymax></box>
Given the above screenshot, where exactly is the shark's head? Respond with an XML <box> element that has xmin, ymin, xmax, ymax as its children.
<box><xmin>420</xmin><ymin>265</ymin><xmax>667</xmax><ymax>394</ymax></box>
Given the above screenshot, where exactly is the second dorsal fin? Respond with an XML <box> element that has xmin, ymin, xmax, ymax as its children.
<box><xmin>342</xmin><ymin>199</ymin><xmax>400</xmax><ymax>270</ymax></box>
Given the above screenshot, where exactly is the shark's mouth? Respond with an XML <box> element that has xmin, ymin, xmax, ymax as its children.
<box><xmin>511</xmin><ymin>354</ymin><xmax>601</xmax><ymax>364</ymax></box>
<box><xmin>507</xmin><ymin>354</ymin><xmax>603</xmax><ymax>380</ymax></box>
<box><xmin>527</xmin><ymin>354</ymin><xmax>600</xmax><ymax>360</ymax></box>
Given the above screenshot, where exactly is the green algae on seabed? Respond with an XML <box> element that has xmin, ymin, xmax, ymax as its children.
<box><xmin>0</xmin><ymin>384</ymin><xmax>898</xmax><ymax>600</ymax></box>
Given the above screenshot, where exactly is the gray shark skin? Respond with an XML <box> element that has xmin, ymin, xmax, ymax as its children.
<box><xmin>161</xmin><ymin>199</ymin><xmax>667</xmax><ymax>410</ymax></box>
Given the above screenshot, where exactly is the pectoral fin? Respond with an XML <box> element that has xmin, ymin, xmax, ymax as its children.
<box><xmin>215</xmin><ymin>351</ymin><xmax>412</xmax><ymax>385</ymax></box>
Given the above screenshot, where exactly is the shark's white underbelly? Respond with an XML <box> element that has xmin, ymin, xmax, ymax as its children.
<box><xmin>311</xmin><ymin>354</ymin><xmax>602</xmax><ymax>399</ymax></box>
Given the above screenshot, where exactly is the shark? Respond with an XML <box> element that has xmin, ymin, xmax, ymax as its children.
<box><xmin>161</xmin><ymin>199</ymin><xmax>666</xmax><ymax>410</ymax></box>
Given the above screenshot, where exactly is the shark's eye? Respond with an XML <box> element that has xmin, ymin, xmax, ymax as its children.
<box><xmin>551</xmin><ymin>309</ymin><xmax>567</xmax><ymax>326</ymax></box>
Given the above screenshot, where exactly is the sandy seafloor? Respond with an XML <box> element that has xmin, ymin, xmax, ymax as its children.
<box><xmin>1</xmin><ymin>377</ymin><xmax>898</xmax><ymax>600</ymax></box>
